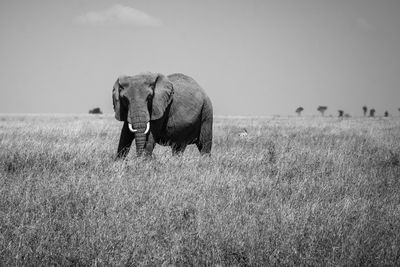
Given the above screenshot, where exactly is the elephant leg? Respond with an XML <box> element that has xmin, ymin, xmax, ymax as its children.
<box><xmin>116</xmin><ymin>121</ymin><xmax>135</xmax><ymax>159</ymax></box>
<box><xmin>197</xmin><ymin>118</ymin><xmax>213</xmax><ymax>155</ymax></box>
<box><xmin>172</xmin><ymin>143</ymin><xmax>187</xmax><ymax>156</ymax></box>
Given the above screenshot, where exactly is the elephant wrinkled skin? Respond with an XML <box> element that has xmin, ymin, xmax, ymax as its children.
<box><xmin>112</xmin><ymin>72</ymin><xmax>213</xmax><ymax>158</ymax></box>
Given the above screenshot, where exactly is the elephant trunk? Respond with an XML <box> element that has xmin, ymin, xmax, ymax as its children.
<box><xmin>134</xmin><ymin>131</ymin><xmax>147</xmax><ymax>157</ymax></box>
<box><xmin>130</xmin><ymin>121</ymin><xmax>149</xmax><ymax>157</ymax></box>
<box><xmin>127</xmin><ymin>108</ymin><xmax>150</xmax><ymax>157</ymax></box>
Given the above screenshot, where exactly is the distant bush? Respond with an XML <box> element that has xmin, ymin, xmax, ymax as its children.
<box><xmin>89</xmin><ymin>107</ymin><xmax>102</xmax><ymax>114</ymax></box>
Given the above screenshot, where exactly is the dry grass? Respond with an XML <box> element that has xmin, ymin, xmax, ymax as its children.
<box><xmin>1</xmin><ymin>114</ymin><xmax>400</xmax><ymax>265</ymax></box>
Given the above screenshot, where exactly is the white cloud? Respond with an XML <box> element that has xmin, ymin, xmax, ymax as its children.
<box><xmin>75</xmin><ymin>4</ymin><xmax>162</xmax><ymax>27</ymax></box>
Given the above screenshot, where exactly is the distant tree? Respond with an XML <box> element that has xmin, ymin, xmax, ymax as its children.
<box><xmin>344</xmin><ymin>113</ymin><xmax>351</xmax><ymax>118</ymax></box>
<box><xmin>89</xmin><ymin>107</ymin><xmax>102</xmax><ymax>114</ymax></box>
<box><xmin>317</xmin><ymin>106</ymin><xmax>328</xmax><ymax>116</ymax></box>
<box><xmin>369</xmin><ymin>108</ymin><xmax>375</xmax><ymax>117</ymax></box>
<box><xmin>384</xmin><ymin>111</ymin><xmax>389</xmax><ymax>117</ymax></box>
<box><xmin>362</xmin><ymin>106</ymin><xmax>368</xmax><ymax>116</ymax></box>
<box><xmin>338</xmin><ymin>110</ymin><xmax>344</xmax><ymax>117</ymax></box>
<box><xmin>295</xmin><ymin>107</ymin><xmax>304</xmax><ymax>116</ymax></box>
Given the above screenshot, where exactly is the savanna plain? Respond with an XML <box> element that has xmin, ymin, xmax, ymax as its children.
<box><xmin>1</xmin><ymin>114</ymin><xmax>400</xmax><ymax>266</ymax></box>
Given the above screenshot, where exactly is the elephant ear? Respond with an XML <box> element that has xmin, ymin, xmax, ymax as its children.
<box><xmin>112</xmin><ymin>76</ymin><xmax>129</xmax><ymax>121</ymax></box>
<box><xmin>151</xmin><ymin>74</ymin><xmax>174</xmax><ymax>120</ymax></box>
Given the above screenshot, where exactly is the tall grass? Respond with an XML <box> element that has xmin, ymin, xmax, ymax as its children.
<box><xmin>1</xmin><ymin>114</ymin><xmax>400</xmax><ymax>265</ymax></box>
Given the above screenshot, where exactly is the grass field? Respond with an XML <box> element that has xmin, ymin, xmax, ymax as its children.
<box><xmin>1</xmin><ymin>114</ymin><xmax>400</xmax><ymax>265</ymax></box>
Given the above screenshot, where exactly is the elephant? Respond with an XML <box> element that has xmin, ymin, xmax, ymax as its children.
<box><xmin>112</xmin><ymin>72</ymin><xmax>213</xmax><ymax>158</ymax></box>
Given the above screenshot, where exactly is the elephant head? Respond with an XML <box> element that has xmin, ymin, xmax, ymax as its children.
<box><xmin>112</xmin><ymin>73</ymin><xmax>174</xmax><ymax>156</ymax></box>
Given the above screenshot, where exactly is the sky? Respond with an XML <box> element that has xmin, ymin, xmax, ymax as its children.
<box><xmin>1</xmin><ymin>0</ymin><xmax>400</xmax><ymax>116</ymax></box>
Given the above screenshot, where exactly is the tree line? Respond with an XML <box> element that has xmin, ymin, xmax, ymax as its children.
<box><xmin>295</xmin><ymin>106</ymin><xmax>398</xmax><ymax>117</ymax></box>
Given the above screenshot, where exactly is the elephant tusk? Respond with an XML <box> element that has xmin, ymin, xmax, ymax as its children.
<box><xmin>144</xmin><ymin>122</ymin><xmax>150</xmax><ymax>134</ymax></box>
<box><xmin>128</xmin><ymin>123</ymin><xmax>137</xmax><ymax>133</ymax></box>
